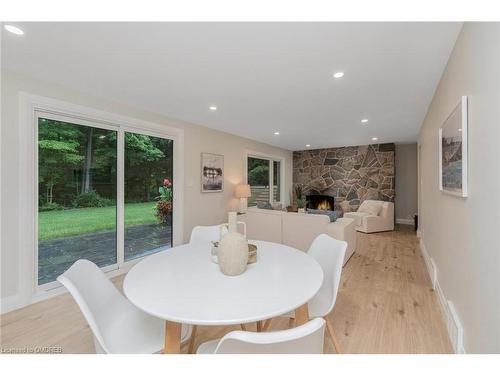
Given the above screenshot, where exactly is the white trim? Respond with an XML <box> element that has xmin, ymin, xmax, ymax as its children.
<box><xmin>14</xmin><ymin>92</ymin><xmax>185</xmax><ymax>313</ymax></box>
<box><xmin>1</xmin><ymin>294</ymin><xmax>25</xmax><ymax>315</ymax></box>
<box><xmin>395</xmin><ymin>218</ymin><xmax>414</xmax><ymax>225</ymax></box>
<box><xmin>245</xmin><ymin>149</ymin><xmax>286</xmax><ymax>205</ymax></box>
<box><xmin>117</xmin><ymin>129</ymin><xmax>125</xmax><ymax>268</ymax></box>
<box><xmin>419</xmin><ymin>240</ymin><xmax>436</xmax><ymax>289</ymax></box>
<box><xmin>418</xmin><ymin>237</ymin><xmax>465</xmax><ymax>353</ymax></box>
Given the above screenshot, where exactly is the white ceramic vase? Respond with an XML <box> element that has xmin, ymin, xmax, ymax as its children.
<box><xmin>218</xmin><ymin>212</ymin><xmax>248</xmax><ymax>276</ymax></box>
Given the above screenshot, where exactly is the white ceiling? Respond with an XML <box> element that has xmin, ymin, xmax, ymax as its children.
<box><xmin>2</xmin><ymin>22</ymin><xmax>462</xmax><ymax>150</ymax></box>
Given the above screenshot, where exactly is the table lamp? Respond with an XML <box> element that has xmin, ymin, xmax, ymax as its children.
<box><xmin>235</xmin><ymin>184</ymin><xmax>251</xmax><ymax>213</ymax></box>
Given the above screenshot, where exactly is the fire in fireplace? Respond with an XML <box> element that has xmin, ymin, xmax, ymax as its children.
<box><xmin>306</xmin><ymin>195</ymin><xmax>335</xmax><ymax>211</ymax></box>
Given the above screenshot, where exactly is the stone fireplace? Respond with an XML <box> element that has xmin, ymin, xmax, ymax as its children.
<box><xmin>293</xmin><ymin>143</ymin><xmax>395</xmax><ymax>212</ymax></box>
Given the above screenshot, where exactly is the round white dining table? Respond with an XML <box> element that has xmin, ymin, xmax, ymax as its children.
<box><xmin>123</xmin><ymin>240</ymin><xmax>324</xmax><ymax>353</ymax></box>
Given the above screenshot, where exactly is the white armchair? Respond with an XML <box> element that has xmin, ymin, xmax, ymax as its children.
<box><xmin>344</xmin><ymin>200</ymin><xmax>394</xmax><ymax>233</ymax></box>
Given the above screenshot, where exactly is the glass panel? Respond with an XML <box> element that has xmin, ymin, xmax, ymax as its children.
<box><xmin>38</xmin><ymin>117</ymin><xmax>117</xmax><ymax>285</ymax></box>
<box><xmin>247</xmin><ymin>157</ymin><xmax>270</xmax><ymax>206</ymax></box>
<box><xmin>273</xmin><ymin>160</ymin><xmax>281</xmax><ymax>202</ymax></box>
<box><xmin>124</xmin><ymin>132</ymin><xmax>173</xmax><ymax>261</ymax></box>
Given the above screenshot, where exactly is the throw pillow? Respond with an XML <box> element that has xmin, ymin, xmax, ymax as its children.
<box><xmin>257</xmin><ymin>201</ymin><xmax>273</xmax><ymax>210</ymax></box>
<box><xmin>271</xmin><ymin>202</ymin><xmax>283</xmax><ymax>211</ymax></box>
<box><xmin>307</xmin><ymin>208</ymin><xmax>339</xmax><ymax>222</ymax></box>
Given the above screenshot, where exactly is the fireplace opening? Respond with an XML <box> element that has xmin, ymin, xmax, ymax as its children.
<box><xmin>306</xmin><ymin>195</ymin><xmax>335</xmax><ymax>211</ymax></box>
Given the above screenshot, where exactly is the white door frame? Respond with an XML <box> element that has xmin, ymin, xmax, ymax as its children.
<box><xmin>18</xmin><ymin>93</ymin><xmax>185</xmax><ymax>306</ymax></box>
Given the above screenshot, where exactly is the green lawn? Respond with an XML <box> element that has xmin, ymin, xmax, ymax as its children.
<box><xmin>39</xmin><ymin>202</ymin><xmax>158</xmax><ymax>241</ymax></box>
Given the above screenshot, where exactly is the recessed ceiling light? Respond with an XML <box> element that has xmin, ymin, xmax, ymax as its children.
<box><xmin>209</xmin><ymin>106</ymin><xmax>217</xmax><ymax>111</ymax></box>
<box><xmin>458</xmin><ymin>128</ymin><xmax>462</xmax><ymax>132</ymax></box>
<box><xmin>305</xmin><ymin>144</ymin><xmax>311</xmax><ymax>148</ymax></box>
<box><xmin>274</xmin><ymin>131</ymin><xmax>280</xmax><ymax>135</ymax></box>
<box><xmin>371</xmin><ymin>137</ymin><xmax>378</xmax><ymax>141</ymax></box>
<box><xmin>361</xmin><ymin>119</ymin><xmax>369</xmax><ymax>123</ymax></box>
<box><xmin>4</xmin><ymin>25</ymin><xmax>24</xmax><ymax>35</ymax></box>
<box><xmin>333</xmin><ymin>72</ymin><xmax>344</xmax><ymax>79</ymax></box>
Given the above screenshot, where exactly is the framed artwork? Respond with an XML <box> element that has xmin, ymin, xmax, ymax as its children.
<box><xmin>439</xmin><ymin>96</ymin><xmax>468</xmax><ymax>197</ymax></box>
<box><xmin>201</xmin><ymin>153</ymin><xmax>224</xmax><ymax>192</ymax></box>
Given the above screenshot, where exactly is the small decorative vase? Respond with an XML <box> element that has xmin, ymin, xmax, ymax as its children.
<box><xmin>218</xmin><ymin>212</ymin><xmax>248</xmax><ymax>276</ymax></box>
<box><xmin>211</xmin><ymin>241</ymin><xmax>219</xmax><ymax>263</ymax></box>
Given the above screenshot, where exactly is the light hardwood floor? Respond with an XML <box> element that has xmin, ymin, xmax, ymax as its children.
<box><xmin>0</xmin><ymin>225</ymin><xmax>452</xmax><ymax>354</ymax></box>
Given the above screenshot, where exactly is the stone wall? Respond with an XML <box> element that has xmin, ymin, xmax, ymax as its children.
<box><xmin>293</xmin><ymin>143</ymin><xmax>395</xmax><ymax>212</ymax></box>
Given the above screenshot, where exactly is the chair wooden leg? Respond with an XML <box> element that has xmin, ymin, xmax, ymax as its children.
<box><xmin>325</xmin><ymin>316</ymin><xmax>342</xmax><ymax>354</ymax></box>
<box><xmin>262</xmin><ymin>319</ymin><xmax>272</xmax><ymax>332</ymax></box>
<box><xmin>294</xmin><ymin>304</ymin><xmax>310</xmax><ymax>326</ymax></box>
<box><xmin>240</xmin><ymin>324</ymin><xmax>247</xmax><ymax>331</ymax></box>
<box><xmin>256</xmin><ymin>320</ymin><xmax>263</xmax><ymax>332</ymax></box>
<box><xmin>288</xmin><ymin>317</ymin><xmax>295</xmax><ymax>328</ymax></box>
<box><xmin>188</xmin><ymin>325</ymin><xmax>198</xmax><ymax>354</ymax></box>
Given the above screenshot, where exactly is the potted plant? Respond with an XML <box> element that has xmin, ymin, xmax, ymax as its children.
<box><xmin>155</xmin><ymin>178</ymin><xmax>173</xmax><ymax>225</ymax></box>
<box><xmin>295</xmin><ymin>185</ymin><xmax>306</xmax><ymax>213</ymax></box>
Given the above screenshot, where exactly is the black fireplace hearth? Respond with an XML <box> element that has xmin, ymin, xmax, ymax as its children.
<box><xmin>306</xmin><ymin>195</ymin><xmax>335</xmax><ymax>211</ymax></box>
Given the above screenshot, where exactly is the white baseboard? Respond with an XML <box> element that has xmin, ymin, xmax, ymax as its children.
<box><xmin>419</xmin><ymin>238</ymin><xmax>465</xmax><ymax>354</ymax></box>
<box><xmin>396</xmin><ymin>218</ymin><xmax>414</xmax><ymax>225</ymax></box>
<box><xmin>0</xmin><ymin>293</ymin><xmax>24</xmax><ymax>314</ymax></box>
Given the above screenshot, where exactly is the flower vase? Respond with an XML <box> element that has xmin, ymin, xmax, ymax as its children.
<box><xmin>218</xmin><ymin>212</ymin><xmax>248</xmax><ymax>276</ymax></box>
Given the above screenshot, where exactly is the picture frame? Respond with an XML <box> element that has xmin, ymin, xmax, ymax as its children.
<box><xmin>201</xmin><ymin>152</ymin><xmax>224</xmax><ymax>193</ymax></box>
<box><xmin>439</xmin><ymin>96</ymin><xmax>468</xmax><ymax>197</ymax></box>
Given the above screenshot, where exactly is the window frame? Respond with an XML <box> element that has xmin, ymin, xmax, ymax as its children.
<box><xmin>19</xmin><ymin>93</ymin><xmax>184</xmax><ymax>305</ymax></box>
<box><xmin>245</xmin><ymin>150</ymin><xmax>285</xmax><ymax>206</ymax></box>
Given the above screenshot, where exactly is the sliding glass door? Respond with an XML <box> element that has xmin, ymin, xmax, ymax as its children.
<box><xmin>124</xmin><ymin>132</ymin><xmax>173</xmax><ymax>261</ymax></box>
<box><xmin>37</xmin><ymin>117</ymin><xmax>117</xmax><ymax>285</ymax></box>
<box><xmin>37</xmin><ymin>114</ymin><xmax>174</xmax><ymax>287</ymax></box>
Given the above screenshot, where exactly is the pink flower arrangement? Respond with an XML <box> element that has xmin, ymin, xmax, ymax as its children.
<box><xmin>156</xmin><ymin>178</ymin><xmax>173</xmax><ymax>224</ymax></box>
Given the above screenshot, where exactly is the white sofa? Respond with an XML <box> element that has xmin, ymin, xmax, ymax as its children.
<box><xmin>240</xmin><ymin>207</ymin><xmax>356</xmax><ymax>265</ymax></box>
<box><xmin>344</xmin><ymin>200</ymin><xmax>394</xmax><ymax>233</ymax></box>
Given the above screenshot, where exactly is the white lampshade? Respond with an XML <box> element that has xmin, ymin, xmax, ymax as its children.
<box><xmin>235</xmin><ymin>184</ymin><xmax>251</xmax><ymax>198</ymax></box>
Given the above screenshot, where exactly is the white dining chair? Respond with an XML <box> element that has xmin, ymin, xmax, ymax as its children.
<box><xmin>196</xmin><ymin>318</ymin><xmax>325</xmax><ymax>354</ymax></box>
<box><xmin>57</xmin><ymin>259</ymin><xmax>192</xmax><ymax>354</ymax></box>
<box><xmin>262</xmin><ymin>234</ymin><xmax>346</xmax><ymax>353</ymax></box>
<box><xmin>189</xmin><ymin>225</ymin><xmax>227</xmax><ymax>246</ymax></box>
<box><xmin>303</xmin><ymin>234</ymin><xmax>346</xmax><ymax>353</ymax></box>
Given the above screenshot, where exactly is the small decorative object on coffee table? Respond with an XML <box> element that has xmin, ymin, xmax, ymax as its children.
<box><xmin>248</xmin><ymin>244</ymin><xmax>257</xmax><ymax>264</ymax></box>
<box><xmin>211</xmin><ymin>241</ymin><xmax>220</xmax><ymax>263</ymax></box>
<box><xmin>218</xmin><ymin>212</ymin><xmax>249</xmax><ymax>276</ymax></box>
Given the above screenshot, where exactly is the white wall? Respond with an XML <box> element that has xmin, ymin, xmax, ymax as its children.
<box><xmin>0</xmin><ymin>70</ymin><xmax>292</xmax><ymax>302</ymax></box>
<box><xmin>418</xmin><ymin>23</ymin><xmax>500</xmax><ymax>353</ymax></box>
<box><xmin>395</xmin><ymin>143</ymin><xmax>417</xmax><ymax>223</ymax></box>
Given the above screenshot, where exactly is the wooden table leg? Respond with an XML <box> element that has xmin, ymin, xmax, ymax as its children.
<box><xmin>256</xmin><ymin>321</ymin><xmax>263</xmax><ymax>332</ymax></box>
<box><xmin>163</xmin><ymin>321</ymin><xmax>181</xmax><ymax>354</ymax></box>
<box><xmin>294</xmin><ymin>303</ymin><xmax>310</xmax><ymax>327</ymax></box>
